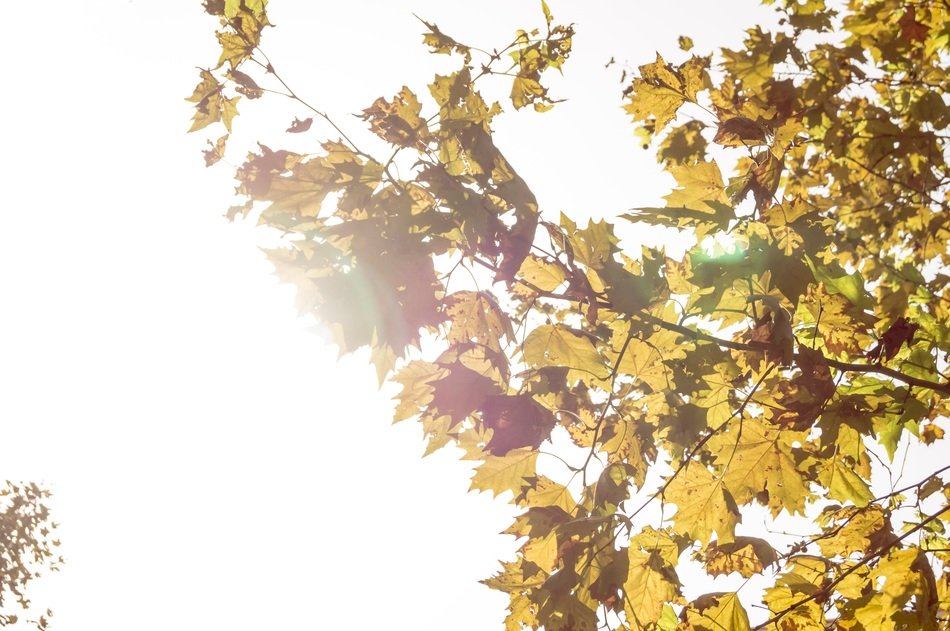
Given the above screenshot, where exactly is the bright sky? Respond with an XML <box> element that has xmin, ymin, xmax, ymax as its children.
<box><xmin>7</xmin><ymin>2</ymin><xmax>935</xmax><ymax>630</ymax></box>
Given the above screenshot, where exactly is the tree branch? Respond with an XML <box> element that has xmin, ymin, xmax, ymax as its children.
<box><xmin>753</xmin><ymin>503</ymin><xmax>950</xmax><ymax>630</ymax></box>
<box><xmin>471</xmin><ymin>254</ymin><xmax>950</xmax><ymax>395</ymax></box>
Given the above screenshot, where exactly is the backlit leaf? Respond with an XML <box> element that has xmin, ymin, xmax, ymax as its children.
<box><xmin>470</xmin><ymin>449</ymin><xmax>538</xmax><ymax>497</ymax></box>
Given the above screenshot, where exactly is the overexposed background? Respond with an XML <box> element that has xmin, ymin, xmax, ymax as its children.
<box><xmin>7</xmin><ymin>2</ymin><xmax>909</xmax><ymax>629</ymax></box>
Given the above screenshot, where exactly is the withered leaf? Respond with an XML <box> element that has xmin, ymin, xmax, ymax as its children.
<box><xmin>713</xmin><ymin>116</ymin><xmax>767</xmax><ymax>147</ymax></box>
<box><xmin>286</xmin><ymin>117</ymin><xmax>313</xmax><ymax>133</ymax></box>
<box><xmin>866</xmin><ymin>317</ymin><xmax>919</xmax><ymax>363</ymax></box>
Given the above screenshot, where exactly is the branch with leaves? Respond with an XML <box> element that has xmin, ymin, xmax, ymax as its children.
<box><xmin>190</xmin><ymin>0</ymin><xmax>950</xmax><ymax>629</ymax></box>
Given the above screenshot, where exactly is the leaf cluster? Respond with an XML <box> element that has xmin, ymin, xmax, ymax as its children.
<box><xmin>191</xmin><ymin>0</ymin><xmax>950</xmax><ymax>628</ymax></box>
<box><xmin>0</xmin><ymin>482</ymin><xmax>60</xmax><ymax>630</ymax></box>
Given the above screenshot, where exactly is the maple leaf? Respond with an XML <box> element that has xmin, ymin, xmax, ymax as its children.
<box><xmin>235</xmin><ymin>144</ymin><xmax>300</xmax><ymax>197</ymax></box>
<box><xmin>191</xmin><ymin>2</ymin><xmax>950</xmax><ymax>629</ymax></box>
<box><xmin>481</xmin><ymin>394</ymin><xmax>554</xmax><ymax>456</ymax></box>
<box><xmin>867</xmin><ymin>317</ymin><xmax>920</xmax><ymax>363</ymax></box>
<box><xmin>745</xmin><ymin>294</ymin><xmax>794</xmax><ymax>367</ymax></box>
<box><xmin>624</xmin><ymin>54</ymin><xmax>691</xmax><ymax>135</ymax></box>
<box><xmin>702</xmin><ymin>536</ymin><xmax>778</xmax><ymax>578</ymax></box>
<box><xmin>898</xmin><ymin>8</ymin><xmax>929</xmax><ymax>44</ymax></box>
<box><xmin>417</xmin><ymin>17</ymin><xmax>471</xmax><ymax>62</ymax></box>
<box><xmin>709</xmin><ymin>418</ymin><xmax>811</xmax><ymax>516</ymax></box>
<box><xmin>216</xmin><ymin>31</ymin><xmax>255</xmax><ymax>69</ymax></box>
<box><xmin>470</xmin><ymin>449</ymin><xmax>537</xmax><ymax>497</ymax></box>
<box><xmin>816</xmin><ymin>505</ymin><xmax>894</xmax><ymax>558</ymax></box>
<box><xmin>736</xmin><ymin>151</ymin><xmax>783</xmax><ymax>211</ymax></box>
<box><xmin>224</xmin><ymin>0</ymin><xmax>267</xmax><ymax>19</ymax></box>
<box><xmin>444</xmin><ymin>291</ymin><xmax>512</xmax><ymax>352</ymax></box>
<box><xmin>853</xmin><ymin>547</ymin><xmax>930</xmax><ymax>629</ymax></box>
<box><xmin>362</xmin><ymin>87</ymin><xmax>428</xmax><ymax>149</ymax></box>
<box><xmin>665</xmin><ymin>465</ymin><xmax>740</xmax><ymax>545</ymax></box>
<box><xmin>663</xmin><ymin>161</ymin><xmax>730</xmax><ymax>212</ymax></box>
<box><xmin>186</xmin><ymin>69</ymin><xmax>240</xmax><ymax>132</ymax></box>
<box><xmin>522</xmin><ymin>324</ymin><xmax>608</xmax><ymax>380</ymax></box>
<box><xmin>514</xmin><ymin>481</ymin><xmax>575</xmax><ymax>515</ymax></box>
<box><xmin>768</xmin><ymin>346</ymin><xmax>836</xmax><ymax>430</ymax></box>
<box><xmin>818</xmin><ymin>457</ymin><xmax>873</xmax><ymax>508</ymax></box>
<box><xmin>680</xmin><ymin>592</ymin><xmax>751</xmax><ymax>631</ymax></box>
<box><xmin>713</xmin><ymin>116</ymin><xmax>767</xmax><ymax>147</ymax></box>
<box><xmin>659</xmin><ymin>120</ymin><xmax>707</xmax><ymax>164</ymax></box>
<box><xmin>623</xmin><ymin>549</ymin><xmax>681</xmax><ymax>626</ymax></box>
<box><xmin>428</xmin><ymin>363</ymin><xmax>500</xmax><ymax>429</ymax></box>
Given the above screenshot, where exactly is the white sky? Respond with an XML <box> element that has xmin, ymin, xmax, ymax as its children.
<box><xmin>7</xmin><ymin>2</ymin><xmax>938</xmax><ymax>630</ymax></box>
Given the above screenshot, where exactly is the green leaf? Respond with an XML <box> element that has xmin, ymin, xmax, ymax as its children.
<box><xmin>805</xmin><ymin>255</ymin><xmax>872</xmax><ymax>309</ymax></box>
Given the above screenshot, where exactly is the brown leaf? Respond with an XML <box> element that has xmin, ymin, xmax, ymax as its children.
<box><xmin>866</xmin><ymin>317</ymin><xmax>919</xmax><ymax>363</ymax></box>
<box><xmin>202</xmin><ymin>0</ymin><xmax>224</xmax><ymax>15</ymax></box>
<box><xmin>703</xmin><ymin>536</ymin><xmax>778</xmax><ymax>578</ymax></box>
<box><xmin>361</xmin><ymin>87</ymin><xmax>427</xmax><ymax>149</ymax></box>
<box><xmin>202</xmin><ymin>134</ymin><xmax>228</xmax><ymax>167</ymax></box>
<box><xmin>228</xmin><ymin>69</ymin><xmax>263</xmax><ymax>99</ymax></box>
<box><xmin>899</xmin><ymin>8</ymin><xmax>929</xmax><ymax>44</ymax></box>
<box><xmin>766</xmin><ymin>79</ymin><xmax>797</xmax><ymax>123</ymax></box>
<box><xmin>745</xmin><ymin>307</ymin><xmax>794</xmax><ymax>367</ymax></box>
<box><xmin>286</xmin><ymin>117</ymin><xmax>313</xmax><ymax>133</ymax></box>
<box><xmin>921</xmin><ymin>422</ymin><xmax>945</xmax><ymax>445</ymax></box>
<box><xmin>481</xmin><ymin>394</ymin><xmax>555</xmax><ymax>456</ymax></box>
<box><xmin>739</xmin><ymin>152</ymin><xmax>783</xmax><ymax>211</ymax></box>
<box><xmin>713</xmin><ymin>116</ymin><xmax>767</xmax><ymax>147</ymax></box>
<box><xmin>429</xmin><ymin>364</ymin><xmax>499</xmax><ymax>429</ymax></box>
<box><xmin>236</xmin><ymin>144</ymin><xmax>299</xmax><ymax>197</ymax></box>
<box><xmin>770</xmin><ymin>347</ymin><xmax>835</xmax><ymax>430</ymax></box>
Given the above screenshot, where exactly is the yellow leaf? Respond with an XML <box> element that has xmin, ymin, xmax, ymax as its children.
<box><xmin>444</xmin><ymin>291</ymin><xmax>512</xmax><ymax>352</ymax></box>
<box><xmin>681</xmin><ymin>592</ymin><xmax>751</xmax><ymax>631</ymax></box>
<box><xmin>710</xmin><ymin>418</ymin><xmax>811</xmax><ymax>516</ymax></box>
<box><xmin>511</xmin><ymin>76</ymin><xmax>545</xmax><ymax>110</ymax></box>
<box><xmin>516</xmin><ymin>255</ymin><xmax>566</xmax><ymax>292</ymax></box>
<box><xmin>819</xmin><ymin>457</ymin><xmax>873</xmax><ymax>507</ymax></box>
<box><xmin>763</xmin><ymin>556</ymin><xmax>830</xmax><ymax>626</ymax></box>
<box><xmin>665</xmin><ymin>465</ymin><xmax>740</xmax><ymax>545</ymax></box>
<box><xmin>623</xmin><ymin>549</ymin><xmax>681</xmax><ymax>626</ymax></box>
<box><xmin>391</xmin><ymin>361</ymin><xmax>443</xmax><ymax>422</ymax></box>
<box><xmin>624</xmin><ymin>54</ymin><xmax>687</xmax><ymax>134</ymax></box>
<box><xmin>663</xmin><ymin>161</ymin><xmax>730</xmax><ymax>212</ymax></box>
<box><xmin>522</xmin><ymin>324</ymin><xmax>607</xmax><ymax>377</ymax></box>
<box><xmin>522</xmin><ymin>530</ymin><xmax>558</xmax><ymax>570</ymax></box>
<box><xmin>216</xmin><ymin>31</ymin><xmax>254</xmax><ymax>69</ymax></box>
<box><xmin>520</xmin><ymin>476</ymin><xmax>576</xmax><ymax>513</ymax></box>
<box><xmin>224</xmin><ymin>0</ymin><xmax>267</xmax><ymax>18</ymax></box>
<box><xmin>816</xmin><ymin>505</ymin><xmax>892</xmax><ymax>558</ymax></box>
<box><xmin>470</xmin><ymin>449</ymin><xmax>537</xmax><ymax>497</ymax></box>
<box><xmin>703</xmin><ymin>537</ymin><xmax>778</xmax><ymax>578</ymax></box>
<box><xmin>631</xmin><ymin>526</ymin><xmax>687</xmax><ymax>568</ymax></box>
<box><xmin>854</xmin><ymin>548</ymin><xmax>927</xmax><ymax>630</ymax></box>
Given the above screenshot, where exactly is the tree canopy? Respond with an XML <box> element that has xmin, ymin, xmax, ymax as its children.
<box><xmin>0</xmin><ymin>483</ymin><xmax>59</xmax><ymax>629</ymax></box>
<box><xmin>191</xmin><ymin>0</ymin><xmax>950</xmax><ymax>628</ymax></box>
